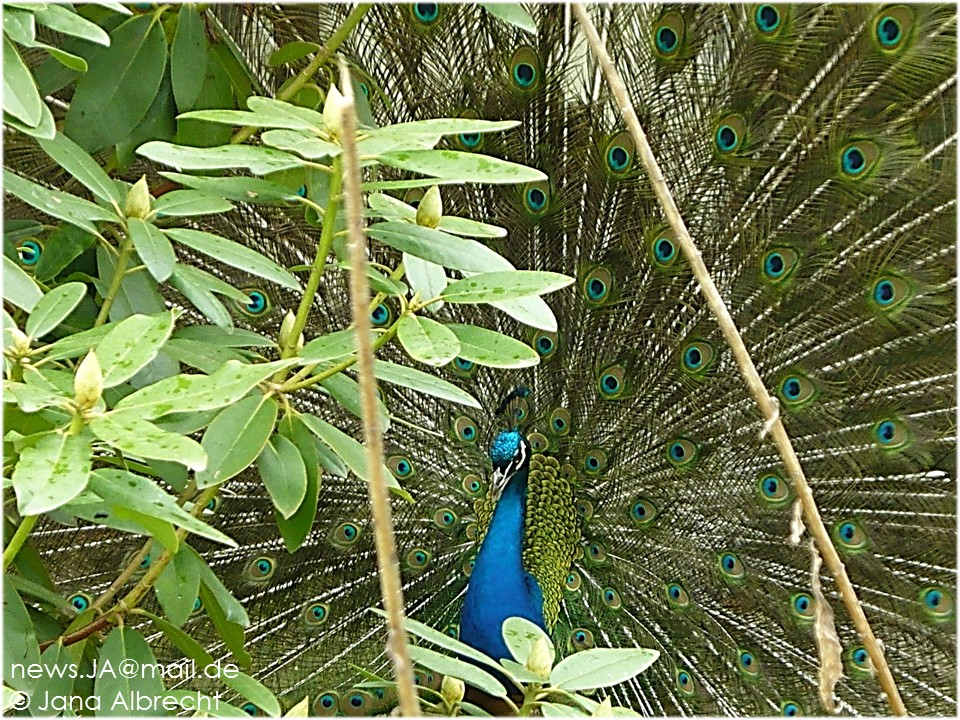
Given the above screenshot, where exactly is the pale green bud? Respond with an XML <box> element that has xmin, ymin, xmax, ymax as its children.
<box><xmin>279</xmin><ymin>310</ymin><xmax>303</xmax><ymax>352</ymax></box>
<box><xmin>124</xmin><ymin>176</ymin><xmax>152</xmax><ymax>219</ymax></box>
<box><xmin>440</xmin><ymin>675</ymin><xmax>465</xmax><ymax>705</ymax></box>
<box><xmin>74</xmin><ymin>350</ymin><xmax>103</xmax><ymax>411</ymax></box>
<box><xmin>323</xmin><ymin>85</ymin><xmax>346</xmax><ymax>140</ymax></box>
<box><xmin>416</xmin><ymin>185</ymin><xmax>443</xmax><ymax>228</ymax></box>
<box><xmin>592</xmin><ymin>698</ymin><xmax>613</xmax><ymax>717</ymax></box>
<box><xmin>526</xmin><ymin>636</ymin><xmax>554</xmax><ymax>680</ymax></box>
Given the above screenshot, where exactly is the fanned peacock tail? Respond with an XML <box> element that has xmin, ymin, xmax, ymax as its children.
<box><xmin>26</xmin><ymin>3</ymin><xmax>956</xmax><ymax>716</ymax></box>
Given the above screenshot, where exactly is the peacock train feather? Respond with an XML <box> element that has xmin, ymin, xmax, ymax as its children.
<box><xmin>13</xmin><ymin>3</ymin><xmax>957</xmax><ymax>717</ymax></box>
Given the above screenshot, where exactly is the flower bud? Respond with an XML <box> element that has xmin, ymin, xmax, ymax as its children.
<box><xmin>7</xmin><ymin>327</ymin><xmax>31</xmax><ymax>355</ymax></box>
<box><xmin>74</xmin><ymin>350</ymin><xmax>103</xmax><ymax>411</ymax></box>
<box><xmin>592</xmin><ymin>698</ymin><xmax>613</xmax><ymax>717</ymax></box>
<box><xmin>124</xmin><ymin>176</ymin><xmax>152</xmax><ymax>219</ymax></box>
<box><xmin>416</xmin><ymin>185</ymin><xmax>443</xmax><ymax>228</ymax></box>
<box><xmin>440</xmin><ymin>675</ymin><xmax>464</xmax><ymax>705</ymax></box>
<box><xmin>323</xmin><ymin>85</ymin><xmax>346</xmax><ymax>140</ymax></box>
<box><xmin>278</xmin><ymin>310</ymin><xmax>303</xmax><ymax>352</ymax></box>
<box><xmin>526</xmin><ymin>635</ymin><xmax>554</xmax><ymax>680</ymax></box>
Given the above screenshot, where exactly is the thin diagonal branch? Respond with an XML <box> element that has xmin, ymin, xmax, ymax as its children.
<box><xmin>571</xmin><ymin>4</ymin><xmax>906</xmax><ymax>716</ymax></box>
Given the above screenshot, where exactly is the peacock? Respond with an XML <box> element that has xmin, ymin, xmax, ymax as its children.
<box><xmin>7</xmin><ymin>2</ymin><xmax>957</xmax><ymax>717</ymax></box>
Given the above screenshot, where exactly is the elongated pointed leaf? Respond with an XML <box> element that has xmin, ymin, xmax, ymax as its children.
<box><xmin>4</xmin><ymin>170</ymin><xmax>116</xmax><ymax>236</ymax></box>
<box><xmin>154</xmin><ymin>545</ymin><xmax>201</xmax><ymax>627</ymax></box>
<box><xmin>443</xmin><ymin>271</ymin><xmax>573</xmax><ymax>303</ymax></box>
<box><xmin>89</xmin><ymin>413</ymin><xmax>207</xmax><ymax>471</ymax></box>
<box><xmin>12</xmin><ymin>431</ymin><xmax>91</xmax><ymax>514</ymax></box>
<box><xmin>170</xmin><ymin>4</ymin><xmax>207</xmax><ymax>112</ymax></box>
<box><xmin>481</xmin><ymin>3</ymin><xmax>537</xmax><ymax>34</ymax></box>
<box><xmin>37</xmin><ymin>133</ymin><xmax>123</xmax><ymax>206</ymax></box>
<box><xmin>256</xmin><ymin>433</ymin><xmax>307</xmax><ymax>518</ymax></box>
<box><xmin>24</xmin><ymin>282</ymin><xmax>86</xmax><ymax>338</ymax></box>
<box><xmin>397</xmin><ymin>314</ymin><xmax>460</xmax><ymax>366</ymax></box>
<box><xmin>139</xmin><ymin>141</ymin><xmax>306</xmax><ymax>174</ymax></box>
<box><xmin>447</xmin><ymin>324</ymin><xmax>539</xmax><ymax>368</ymax></box>
<box><xmin>378</xmin><ymin>149</ymin><xmax>546</xmax><ymax>184</ymax></box>
<box><xmin>3</xmin><ymin>36</ymin><xmax>42</xmax><ymax>126</ymax></box>
<box><xmin>368</xmin><ymin>221</ymin><xmax>511</xmax><ymax>273</ymax></box>
<box><xmin>299</xmin><ymin>329</ymin><xmax>359</xmax><ymax>364</ymax></box>
<box><xmin>159</xmin><ymin>172</ymin><xmax>298</xmax><ymax>205</ymax></box>
<box><xmin>128</xmin><ymin>218</ymin><xmax>177</xmax><ymax>282</ymax></box>
<box><xmin>373</xmin><ymin>360</ymin><xmax>480</xmax><ymax>408</ymax></box>
<box><xmin>261</xmin><ymin>129</ymin><xmax>340</xmax><ymax>160</ymax></box>
<box><xmin>408</xmin><ymin>645</ymin><xmax>508</xmax><ymax>699</ymax></box>
<box><xmin>31</xmin><ymin>4</ymin><xmax>110</xmax><ymax>45</ymax></box>
<box><xmin>95</xmin><ymin>311</ymin><xmax>176</xmax><ymax>388</ymax></box>
<box><xmin>3</xmin><ymin>256</ymin><xmax>42</xmax><ymax>312</ymax></box>
<box><xmin>94</xmin><ymin>628</ymin><xmax>165</xmax><ymax>716</ymax></box>
<box><xmin>152</xmin><ymin>190</ymin><xmax>234</xmax><ymax>217</ymax></box>
<box><xmin>549</xmin><ymin>648</ymin><xmax>660</xmax><ymax>691</ymax></box>
<box><xmin>195</xmin><ymin>394</ymin><xmax>278</xmax><ymax>488</ymax></box>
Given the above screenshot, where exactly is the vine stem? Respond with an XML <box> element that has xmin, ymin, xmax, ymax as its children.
<box><xmin>94</xmin><ymin>230</ymin><xmax>134</xmax><ymax>327</ymax></box>
<box><xmin>338</xmin><ymin>61</ymin><xmax>420</xmax><ymax>716</ymax></box>
<box><xmin>571</xmin><ymin>5</ymin><xmax>906</xmax><ymax>716</ymax></box>
<box><xmin>230</xmin><ymin>3</ymin><xmax>373</xmax><ymax>146</ymax></box>
<box><xmin>3</xmin><ymin>514</ymin><xmax>38</xmax><ymax>570</ymax></box>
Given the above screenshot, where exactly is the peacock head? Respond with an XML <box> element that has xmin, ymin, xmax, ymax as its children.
<box><xmin>489</xmin><ymin>429</ymin><xmax>531</xmax><ymax>498</ymax></box>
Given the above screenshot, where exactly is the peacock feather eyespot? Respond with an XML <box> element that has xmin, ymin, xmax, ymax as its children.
<box><xmin>571</xmin><ymin>627</ymin><xmax>595</xmax><ymax>650</ymax></box>
<box><xmin>583</xmin><ymin>449</ymin><xmax>607</xmax><ymax>475</ymax></box>
<box><xmin>565</xmin><ymin>570</ymin><xmax>583</xmax><ymax>591</ymax></box>
<box><xmin>462</xmin><ymin>557</ymin><xmax>475</xmax><ymax>576</ymax></box>
<box><xmin>870</xmin><ymin>276</ymin><xmax>910</xmax><ymax>312</ymax></box>
<box><xmin>444</xmin><ymin>623</ymin><xmax>460</xmax><ymax>639</ymax></box>
<box><xmin>581</xmin><ymin>266</ymin><xmax>613</xmax><ymax>306</ymax></box>
<box><xmin>236</xmin><ymin>289</ymin><xmax>271</xmax><ymax>317</ymax></box>
<box><xmin>790</xmin><ymin>592</ymin><xmax>816</xmax><ymax>622</ymax></box>
<box><xmin>839</xmin><ymin>141</ymin><xmax>879</xmax><ymax>179</ymax></box>
<box><xmin>919</xmin><ymin>587</ymin><xmax>954</xmax><ymax>621</ymax></box>
<box><xmin>630</xmin><ymin>498</ymin><xmax>658</xmax><ymax>526</ymax></box>
<box><xmin>737</xmin><ymin>649</ymin><xmax>761</xmax><ymax>678</ymax></box>
<box><xmin>343</xmin><ymin>691</ymin><xmax>373</xmax><ymax>716</ymax></box>
<box><xmin>16</xmin><ymin>238</ymin><xmax>42</xmax><ymax>267</ymax></box>
<box><xmin>602</xmin><ymin>587</ymin><xmax>623</xmax><ymax>609</ymax></box>
<box><xmin>675</xmin><ymin>668</ymin><xmax>696</xmax><ymax>696</ymax></box>
<box><xmin>777</xmin><ymin>373</ymin><xmax>816</xmax><ymax>408</ymax></box>
<box><xmin>604</xmin><ymin>132</ymin><xmax>634</xmax><ymax>174</ymax></box>
<box><xmin>714</xmin><ymin>115</ymin><xmax>746</xmax><ymax>155</ymax></box>
<box><xmin>665</xmin><ymin>582</ymin><xmax>691</xmax><ymax>610</ymax></box>
<box><xmin>453</xmin><ymin>415</ymin><xmax>478</xmax><ymax>444</ymax></box>
<box><xmin>333</xmin><ymin>521</ymin><xmax>362</xmax><ymax>547</ymax></box>
<box><xmin>577</xmin><ymin>499</ymin><xmax>594</xmax><ymax>521</ymax></box>
<box><xmin>451</xmin><ymin>355</ymin><xmax>477</xmax><ymax>378</ymax></box>
<box><xmin>585</xmin><ymin>540</ymin><xmax>607</xmax><ymax>563</ymax></box>
<box><xmin>242</xmin><ymin>702</ymin><xmax>259</xmax><ymax>716</ymax></box>
<box><xmin>762</xmin><ymin>247</ymin><xmax>799</xmax><ymax>283</ymax></box>
<box><xmin>872</xmin><ymin>417</ymin><xmax>909</xmax><ymax>451</ymax></box>
<box><xmin>205</xmin><ymin>495</ymin><xmax>220</xmax><ymax>513</ymax></box>
<box><xmin>370</xmin><ymin>302</ymin><xmax>392</xmax><ymax>327</ymax></box>
<box><xmin>781</xmin><ymin>701</ymin><xmax>802</xmax><ymax>717</ymax></box>
<box><xmin>459</xmin><ymin>131</ymin><xmax>481</xmax><ymax>149</ymax></box>
<box><xmin>246</xmin><ymin>556</ymin><xmax>275</xmax><ymax>581</ymax></box>
<box><xmin>433</xmin><ymin>508</ymin><xmax>458</xmax><ymax>529</ymax></box>
<box><xmin>403</xmin><ymin>187</ymin><xmax>424</xmax><ymax>207</ymax></box>
<box><xmin>754</xmin><ymin>4</ymin><xmax>782</xmax><ymax>35</ymax></box>
<box><xmin>597</xmin><ymin>365</ymin><xmax>626</xmax><ymax>398</ymax></box>
<box><xmin>681</xmin><ymin>340</ymin><xmax>715</xmax><ymax>376</ymax></box>
<box><xmin>833</xmin><ymin>519</ymin><xmax>867</xmax><ymax>552</ymax></box>
<box><xmin>650</xmin><ymin>231</ymin><xmax>680</xmax><ymax>268</ymax></box>
<box><xmin>296</xmin><ymin>184</ymin><xmax>307</xmax><ymax>198</ymax></box>
<box><xmin>510</xmin><ymin>47</ymin><xmax>540</xmax><ymax>90</ymax></box>
<box><xmin>462</xmin><ymin>473</ymin><xmax>483</xmax><ymax>496</ymax></box>
<box><xmin>653</xmin><ymin>12</ymin><xmax>684</xmax><ymax>57</ymax></box>
<box><xmin>524</xmin><ymin>180</ymin><xmax>550</xmax><ymax>215</ymax></box>
<box><xmin>302</xmin><ymin>601</ymin><xmax>330</xmax><ymax>626</ymax></box>
<box><xmin>847</xmin><ymin>646</ymin><xmax>873</xmax><ymax>678</ymax></box>
<box><xmin>315</xmin><ymin>693</ymin><xmax>340</xmax><ymax>716</ymax></box>
<box><xmin>666</xmin><ymin>438</ymin><xmax>698</xmax><ymax>467</ymax></box>
<box><xmin>411</xmin><ymin>3</ymin><xmax>439</xmax><ymax>24</ymax></box>
<box><xmin>758</xmin><ymin>473</ymin><xmax>790</xmax><ymax>505</ymax></box>
<box><xmin>532</xmin><ymin>330</ymin><xmax>558</xmax><ymax>359</ymax></box>
<box><xmin>873</xmin><ymin>6</ymin><xmax>913</xmax><ymax>52</ymax></box>
<box><xmin>387</xmin><ymin>455</ymin><xmax>414</xmax><ymax>479</ymax></box>
<box><xmin>192</xmin><ymin>597</ymin><xmax>203</xmax><ymax>614</ymax></box>
<box><xmin>548</xmin><ymin>407</ymin><xmax>572</xmax><ymax>436</ymax></box>
<box><xmin>68</xmin><ymin>593</ymin><xmax>91</xmax><ymax>613</ymax></box>
<box><xmin>717</xmin><ymin>552</ymin><xmax>746</xmax><ymax>583</ymax></box>
<box><xmin>404</xmin><ymin>548</ymin><xmax>433</xmax><ymax>571</ymax></box>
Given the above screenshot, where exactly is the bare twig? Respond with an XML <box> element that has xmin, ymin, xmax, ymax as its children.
<box><xmin>338</xmin><ymin>60</ymin><xmax>420</xmax><ymax>716</ymax></box>
<box><xmin>571</xmin><ymin>4</ymin><xmax>906</xmax><ymax>716</ymax></box>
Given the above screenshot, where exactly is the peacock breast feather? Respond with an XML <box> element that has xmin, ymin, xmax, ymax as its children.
<box><xmin>474</xmin><ymin>452</ymin><xmax>581</xmax><ymax>630</ymax></box>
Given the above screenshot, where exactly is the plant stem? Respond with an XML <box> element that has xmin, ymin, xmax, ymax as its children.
<box><xmin>571</xmin><ymin>5</ymin><xmax>906</xmax><ymax>716</ymax></box>
<box><xmin>3</xmin><ymin>514</ymin><xmax>38</xmax><ymax>570</ymax></box>
<box><xmin>94</xmin><ymin>229</ymin><xmax>135</xmax><ymax>327</ymax></box>
<box><xmin>230</xmin><ymin>3</ymin><xmax>373</xmax><ymax>145</ymax></box>
<box><xmin>338</xmin><ymin>60</ymin><xmax>419</xmax><ymax>717</ymax></box>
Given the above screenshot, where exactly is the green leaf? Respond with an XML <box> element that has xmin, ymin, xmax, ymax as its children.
<box><xmin>95</xmin><ymin>311</ymin><xmax>176</xmax><ymax>387</ymax></box>
<box><xmin>88</xmin><ymin>469</ymin><xmax>236</xmax><ymax>547</ymax></box>
<box><xmin>490</xmin><ymin>295</ymin><xmax>559</xmax><ymax>332</ymax></box>
<box><xmin>171</xmin><ymin>4</ymin><xmax>208</xmax><ymax>112</ymax></box>
<box><xmin>378</xmin><ymin>149</ymin><xmax>547</xmax><ymax>184</ymax></box>
<box><xmin>174</xmin><ymin>324</ymin><xmax>275</xmax><ymax>349</ymax></box>
<box><xmin>3</xmin><ymin>584</ymin><xmax>41</xmax><ymax>695</ymax></box>
<box><xmin>128</xmin><ymin>218</ymin><xmax>177</xmax><ymax>282</ymax></box>
<box><xmin>4</xmin><ymin>170</ymin><xmax>116</xmax><ymax>236</ymax></box>
<box><xmin>165</xmin><ymin>338</ymin><xmax>246</xmax><ymax>374</ymax></box>
<box><xmin>261</xmin><ymin>128</ymin><xmax>341</xmax><ymax>160</ymax></box>
<box><xmin>37</xmin><ymin>642</ymin><xmax>77</xmax><ymax>701</ymax></box>
<box><xmin>4</xmin><ymin>380</ymin><xmax>66</xmax><ymax>413</ymax></box>
<box><xmin>481</xmin><ymin>3</ymin><xmax>538</xmax><ymax>34</ymax></box>
<box><xmin>447</xmin><ymin>324</ymin><xmax>539</xmax><ymax>368</ymax></box>
<box><xmin>169</xmin><ymin>265</ymin><xmax>234</xmax><ymax>329</ymax></box>
<box><xmin>367</xmin><ymin>221</ymin><xmax>511</xmax><ymax>273</ymax></box>
<box><xmin>137</xmin><ymin>609</ymin><xmax>214</xmax><ymax>666</ymax></box>
<box><xmin>164</xmin><ymin>691</ymin><xmax>250</xmax><ymax>717</ymax></box>
<box><xmin>116</xmin><ymin>68</ymin><xmax>177</xmax><ymax>169</ymax></box>
<box><xmin>549</xmin><ymin>648</ymin><xmax>661</xmax><ymax>691</ymax></box>
<box><xmin>267</xmin><ymin>40</ymin><xmax>320</xmax><ymax>66</ymax></box>
<box><xmin>195</xmin><ymin>394</ymin><xmax>278</xmax><ymax>488</ymax></box>
<box><xmin>113</xmin><ymin>359</ymin><xmax>295</xmax><ymax>418</ymax></box>
<box><xmin>154</xmin><ymin>546</ymin><xmax>201</xmax><ymax>627</ymax></box>
<box><xmin>89</xmin><ymin>413</ymin><xmax>207</xmax><ymax>471</ymax></box>
<box><xmin>25</xmin><ymin>282</ymin><xmax>87</xmax><ymax>339</ymax></box>
<box><xmin>299</xmin><ymin>328</ymin><xmax>358</xmax><ymax>364</ymax></box>
<box><xmin>3</xmin><ymin>36</ymin><xmax>42</xmax><ymax>126</ymax></box>
<box><xmin>186</xmin><ymin>545</ymin><xmax>249</xmax><ymax>626</ymax></box>
<box><xmin>502</xmin><ymin>617</ymin><xmax>553</xmax><ymax>665</ymax></box>
<box><xmin>403</xmin><ymin>254</ymin><xmax>447</xmax><ymax>308</ymax></box>
<box><xmin>359</xmin><ymin>119</ymin><xmax>519</xmax><ymax>155</ymax></box>
<box><xmin>256</xmin><ymin>433</ymin><xmax>307</xmax><ymax>518</ymax></box>
<box><xmin>39</xmin><ymin>45</ymin><xmax>88</xmax><ymax>72</ymax></box>
<box><xmin>443</xmin><ymin>271</ymin><xmax>573</xmax><ymax>304</ymax></box>
<box><xmin>159</xmin><ymin>172</ymin><xmax>299</xmax><ymax>205</ymax></box>
<box><xmin>218</xmin><ymin>672</ymin><xmax>281</xmax><ymax>718</ymax></box>
<box><xmin>138</xmin><ymin>141</ymin><xmax>306</xmax><ymax>174</ymax></box>
<box><xmin>36</xmin><ymin>133</ymin><xmax>124</xmax><ymax>207</ymax></box>
<box><xmin>12</xmin><ymin>431</ymin><xmax>91</xmax><ymax>515</ymax></box>
<box><xmin>4</xmin><ymin>101</ymin><xmax>56</xmax><ymax>140</ymax></box>
<box><xmin>299</xmin><ymin>414</ymin><xmax>407</xmax><ymax>499</ymax></box>
<box><xmin>163</xmin><ymin>228</ymin><xmax>301</xmax><ymax>291</ymax></box>
<box><xmin>319</xmin><ymin>371</ymin><xmax>390</xmax><ymax>432</ymax></box>
<box><xmin>408</xmin><ymin>645</ymin><xmax>508</xmax><ymax>698</ymax></box>
<box><xmin>41</xmin><ymin>321</ymin><xmax>113</xmax><ymax>361</ymax></box>
<box><xmin>152</xmin><ymin>189</ymin><xmax>234</xmax><ymax>217</ymax></box>
<box><xmin>2</xmin><ymin>256</ymin><xmax>42</xmax><ymax>312</ymax></box>
<box><xmin>31</xmin><ymin>4</ymin><xmax>110</xmax><ymax>45</ymax></box>
<box><xmin>63</xmin><ymin>14</ymin><xmax>167</xmax><ymax>153</ymax></box>
<box><xmin>539</xmin><ymin>702</ymin><xmax>589</xmax><ymax>717</ymax></box>
<box><xmin>275</xmin><ymin>415</ymin><xmax>321</xmax><ymax>552</ymax></box>
<box><xmin>397</xmin><ymin>314</ymin><xmax>460</xmax><ymax>366</ymax></box>
<box><xmin>181</xmin><ymin>96</ymin><xmax>326</xmax><ymax>132</ymax></box>
<box><xmin>197</xmin><ymin>582</ymin><xmax>250</xmax><ymax>667</ymax></box>
<box><xmin>33</xmin><ymin>224</ymin><xmax>97</xmax><ymax>283</ymax></box>
<box><xmin>373</xmin><ymin>359</ymin><xmax>480</xmax><ymax>408</ymax></box>
<box><xmin>368</xmin><ymin>193</ymin><xmax>506</xmax><ymax>239</ymax></box>
<box><xmin>93</xmin><ymin>628</ymin><xmax>166</xmax><ymax>716</ymax></box>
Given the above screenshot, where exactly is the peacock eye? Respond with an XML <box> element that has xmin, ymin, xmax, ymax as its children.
<box><xmin>510</xmin><ymin>47</ymin><xmax>540</xmax><ymax>90</ymax></box>
<box><xmin>412</xmin><ymin>2</ymin><xmax>439</xmax><ymax>24</ymax></box>
<box><xmin>655</xmin><ymin>237</ymin><xmax>677</xmax><ymax>264</ymax></box>
<box><xmin>781</xmin><ymin>702</ymin><xmax>800</xmax><ymax>717</ymax></box>
<box><xmin>69</xmin><ymin>593</ymin><xmax>91</xmax><ymax>612</ymax></box>
<box><xmin>17</xmin><ymin>239</ymin><xmax>42</xmax><ymax>266</ymax></box>
<box><xmin>237</xmin><ymin>289</ymin><xmax>270</xmax><ymax>316</ymax></box>
<box><xmin>755</xmin><ymin>4</ymin><xmax>781</xmax><ymax>34</ymax></box>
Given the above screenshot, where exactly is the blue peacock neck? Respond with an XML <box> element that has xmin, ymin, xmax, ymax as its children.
<box><xmin>460</xmin><ymin>460</ymin><xmax>546</xmax><ymax>661</ymax></box>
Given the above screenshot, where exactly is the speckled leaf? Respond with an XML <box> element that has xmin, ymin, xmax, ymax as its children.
<box><xmin>549</xmin><ymin>648</ymin><xmax>660</xmax><ymax>691</ymax></box>
<box><xmin>3</xmin><ymin>36</ymin><xmax>42</xmax><ymax>126</ymax></box>
<box><xmin>12</xmin><ymin>431</ymin><xmax>91</xmax><ymax>514</ymax></box>
<box><xmin>195</xmin><ymin>394</ymin><xmax>278</xmax><ymax>488</ymax></box>
<box><xmin>256</xmin><ymin>433</ymin><xmax>307</xmax><ymax>519</ymax></box>
<box><xmin>93</xmin><ymin>628</ymin><xmax>165</xmax><ymax>716</ymax></box>
<box><xmin>378</xmin><ymin>149</ymin><xmax>546</xmax><ymax>184</ymax></box>
<box><xmin>154</xmin><ymin>546</ymin><xmax>201</xmax><ymax>627</ymax></box>
<box><xmin>37</xmin><ymin>132</ymin><xmax>123</xmax><ymax>207</ymax></box>
<box><xmin>368</xmin><ymin>221</ymin><xmax>511</xmax><ymax>273</ymax></box>
<box><xmin>443</xmin><ymin>271</ymin><xmax>573</xmax><ymax>304</ymax></box>
<box><xmin>3</xmin><ymin>255</ymin><xmax>42</xmax><ymax>311</ymax></box>
<box><xmin>24</xmin><ymin>282</ymin><xmax>86</xmax><ymax>338</ymax></box>
<box><xmin>95</xmin><ymin>311</ymin><xmax>176</xmax><ymax>388</ymax></box>
<box><xmin>89</xmin><ymin>414</ymin><xmax>206</xmax><ymax>471</ymax></box>
<box><xmin>128</xmin><ymin>218</ymin><xmax>176</xmax><ymax>282</ymax></box>
<box><xmin>4</xmin><ymin>170</ymin><xmax>116</xmax><ymax>236</ymax></box>
<box><xmin>152</xmin><ymin>190</ymin><xmax>234</xmax><ymax>217</ymax></box>
<box><xmin>397</xmin><ymin>314</ymin><xmax>460</xmax><ymax>367</ymax></box>
<box><xmin>373</xmin><ymin>359</ymin><xmax>480</xmax><ymax>408</ymax></box>
<box><xmin>447</xmin><ymin>324</ymin><xmax>539</xmax><ymax>368</ymax></box>
<box><xmin>138</xmin><ymin>142</ymin><xmax>306</xmax><ymax>175</ymax></box>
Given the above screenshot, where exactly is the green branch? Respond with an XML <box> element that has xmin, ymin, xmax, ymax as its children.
<box><xmin>3</xmin><ymin>514</ymin><xmax>38</xmax><ymax>571</ymax></box>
